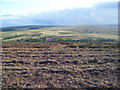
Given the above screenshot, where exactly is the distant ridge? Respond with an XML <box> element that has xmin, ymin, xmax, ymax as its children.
<box><xmin>1</xmin><ymin>24</ymin><xmax>117</xmax><ymax>28</ymax></box>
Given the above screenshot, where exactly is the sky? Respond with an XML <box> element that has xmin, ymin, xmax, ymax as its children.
<box><xmin>0</xmin><ymin>0</ymin><xmax>119</xmax><ymax>27</ymax></box>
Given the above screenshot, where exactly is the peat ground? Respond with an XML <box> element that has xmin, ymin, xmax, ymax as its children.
<box><xmin>1</xmin><ymin>42</ymin><xmax>120</xmax><ymax>88</ymax></box>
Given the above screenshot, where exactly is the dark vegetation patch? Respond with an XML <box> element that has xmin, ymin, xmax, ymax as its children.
<box><xmin>29</xmin><ymin>28</ymin><xmax>39</xmax><ymax>29</ymax></box>
<box><xmin>2</xmin><ymin>42</ymin><xmax>118</xmax><ymax>48</ymax></box>
<box><xmin>14</xmin><ymin>37</ymin><xmax>117</xmax><ymax>43</ymax></box>
<box><xmin>59</xmin><ymin>32</ymin><xmax>73</xmax><ymax>34</ymax></box>
<box><xmin>2</xmin><ymin>28</ymin><xmax>15</xmax><ymax>31</ymax></box>
<box><xmin>3</xmin><ymin>34</ymin><xmax>27</xmax><ymax>40</ymax></box>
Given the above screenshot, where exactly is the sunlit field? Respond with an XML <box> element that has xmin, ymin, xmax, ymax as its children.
<box><xmin>1</xmin><ymin>25</ymin><xmax>118</xmax><ymax>42</ymax></box>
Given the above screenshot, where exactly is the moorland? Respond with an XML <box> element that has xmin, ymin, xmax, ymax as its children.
<box><xmin>1</xmin><ymin>25</ymin><xmax>119</xmax><ymax>88</ymax></box>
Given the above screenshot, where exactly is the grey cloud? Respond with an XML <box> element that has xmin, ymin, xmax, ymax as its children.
<box><xmin>95</xmin><ymin>2</ymin><xmax>118</xmax><ymax>9</ymax></box>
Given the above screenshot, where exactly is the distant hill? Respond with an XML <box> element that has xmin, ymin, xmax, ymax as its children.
<box><xmin>0</xmin><ymin>25</ymin><xmax>118</xmax><ymax>42</ymax></box>
<box><xmin>1</xmin><ymin>25</ymin><xmax>57</xmax><ymax>32</ymax></box>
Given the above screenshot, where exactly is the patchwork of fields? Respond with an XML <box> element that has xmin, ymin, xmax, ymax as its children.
<box><xmin>2</xmin><ymin>42</ymin><xmax>119</xmax><ymax>88</ymax></box>
<box><xmin>1</xmin><ymin>25</ymin><xmax>118</xmax><ymax>42</ymax></box>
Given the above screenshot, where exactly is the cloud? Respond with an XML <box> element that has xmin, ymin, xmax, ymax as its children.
<box><xmin>95</xmin><ymin>1</ymin><xmax>118</xmax><ymax>9</ymax></box>
<box><xmin>1</xmin><ymin>2</ymin><xmax>118</xmax><ymax>27</ymax></box>
<box><xmin>1</xmin><ymin>0</ymin><xmax>118</xmax><ymax>15</ymax></box>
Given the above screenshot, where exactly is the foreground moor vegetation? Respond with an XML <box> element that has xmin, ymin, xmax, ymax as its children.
<box><xmin>2</xmin><ymin>42</ymin><xmax>120</xmax><ymax>88</ymax></box>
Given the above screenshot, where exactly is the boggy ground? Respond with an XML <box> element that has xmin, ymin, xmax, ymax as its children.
<box><xmin>1</xmin><ymin>42</ymin><xmax>120</xmax><ymax>88</ymax></box>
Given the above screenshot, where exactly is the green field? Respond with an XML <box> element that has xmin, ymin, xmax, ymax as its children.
<box><xmin>1</xmin><ymin>25</ymin><xmax>118</xmax><ymax>42</ymax></box>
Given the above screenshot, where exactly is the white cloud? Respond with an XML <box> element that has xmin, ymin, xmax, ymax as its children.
<box><xmin>0</xmin><ymin>0</ymin><xmax>119</xmax><ymax>15</ymax></box>
<box><xmin>1</xmin><ymin>1</ymin><xmax>117</xmax><ymax>27</ymax></box>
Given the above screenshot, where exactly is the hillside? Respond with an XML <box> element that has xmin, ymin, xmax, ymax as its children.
<box><xmin>0</xmin><ymin>25</ymin><xmax>118</xmax><ymax>42</ymax></box>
